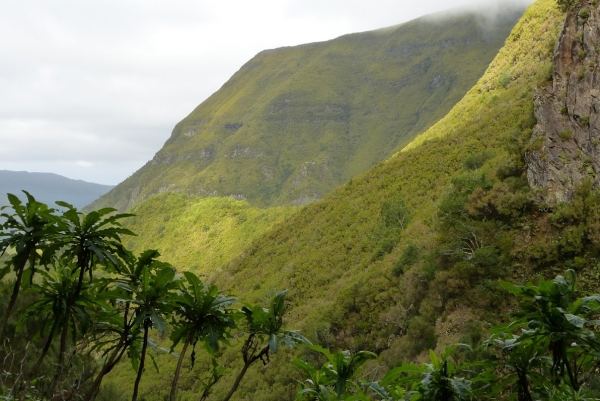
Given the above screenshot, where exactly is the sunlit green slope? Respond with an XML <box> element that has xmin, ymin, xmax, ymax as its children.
<box><xmin>91</xmin><ymin>5</ymin><xmax>524</xmax><ymax>211</ymax></box>
<box><xmin>105</xmin><ymin>2</ymin><xmax>564</xmax><ymax>400</ymax></box>
<box><xmin>124</xmin><ymin>193</ymin><xmax>294</xmax><ymax>273</ymax></box>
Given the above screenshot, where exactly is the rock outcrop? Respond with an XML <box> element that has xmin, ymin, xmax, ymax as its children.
<box><xmin>526</xmin><ymin>0</ymin><xmax>600</xmax><ymax>204</ymax></box>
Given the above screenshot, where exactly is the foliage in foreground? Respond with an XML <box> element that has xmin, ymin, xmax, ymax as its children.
<box><xmin>2</xmin><ymin>193</ymin><xmax>599</xmax><ymax>401</ymax></box>
<box><xmin>292</xmin><ymin>270</ymin><xmax>600</xmax><ymax>401</ymax></box>
<box><xmin>0</xmin><ymin>193</ymin><xmax>308</xmax><ymax>401</ymax></box>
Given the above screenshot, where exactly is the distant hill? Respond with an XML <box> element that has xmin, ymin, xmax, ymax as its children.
<box><xmin>90</xmin><ymin>4</ymin><xmax>526</xmax><ymax>212</ymax></box>
<box><xmin>0</xmin><ymin>170</ymin><xmax>113</xmax><ymax>209</ymax></box>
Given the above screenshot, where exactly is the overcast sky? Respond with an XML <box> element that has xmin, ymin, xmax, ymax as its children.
<box><xmin>0</xmin><ymin>0</ymin><xmax>534</xmax><ymax>185</ymax></box>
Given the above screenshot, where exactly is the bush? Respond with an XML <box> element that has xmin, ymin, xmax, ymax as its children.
<box><xmin>381</xmin><ymin>198</ymin><xmax>410</xmax><ymax>229</ymax></box>
<box><xmin>464</xmin><ymin>151</ymin><xmax>493</xmax><ymax>170</ymax></box>
<box><xmin>559</xmin><ymin>130</ymin><xmax>573</xmax><ymax>141</ymax></box>
<box><xmin>392</xmin><ymin>243</ymin><xmax>420</xmax><ymax>276</ymax></box>
<box><xmin>556</xmin><ymin>0</ymin><xmax>577</xmax><ymax>12</ymax></box>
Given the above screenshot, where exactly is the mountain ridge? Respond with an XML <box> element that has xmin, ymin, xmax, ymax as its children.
<box><xmin>0</xmin><ymin>170</ymin><xmax>113</xmax><ymax>209</ymax></box>
<box><xmin>89</xmin><ymin>4</ymin><xmax>526</xmax><ymax>212</ymax></box>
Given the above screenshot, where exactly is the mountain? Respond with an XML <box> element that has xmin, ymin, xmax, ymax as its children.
<box><xmin>104</xmin><ymin>1</ymin><xmax>573</xmax><ymax>399</ymax></box>
<box><xmin>0</xmin><ymin>170</ymin><xmax>113</xmax><ymax>209</ymax></box>
<box><xmin>90</xmin><ymin>4</ymin><xmax>526</xmax><ymax>212</ymax></box>
<box><xmin>122</xmin><ymin>193</ymin><xmax>294</xmax><ymax>272</ymax></box>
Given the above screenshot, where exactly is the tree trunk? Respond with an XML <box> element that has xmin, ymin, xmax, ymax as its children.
<box><xmin>27</xmin><ymin>318</ymin><xmax>59</xmax><ymax>379</ymax></box>
<box><xmin>221</xmin><ymin>362</ymin><xmax>250</xmax><ymax>401</ymax></box>
<box><xmin>170</xmin><ymin>333</ymin><xmax>192</xmax><ymax>401</ymax></box>
<box><xmin>0</xmin><ymin>256</ymin><xmax>27</xmax><ymax>341</ymax></box>
<box><xmin>515</xmin><ymin>365</ymin><xmax>533</xmax><ymax>401</ymax></box>
<box><xmin>50</xmin><ymin>312</ymin><xmax>70</xmax><ymax>397</ymax></box>
<box><xmin>87</xmin><ymin>337</ymin><xmax>128</xmax><ymax>400</ymax></box>
<box><xmin>87</xmin><ymin>303</ymin><xmax>132</xmax><ymax>401</ymax></box>
<box><xmin>198</xmin><ymin>370</ymin><xmax>221</xmax><ymax>401</ymax></box>
<box><xmin>221</xmin><ymin>343</ymin><xmax>268</xmax><ymax>401</ymax></box>
<box><xmin>132</xmin><ymin>323</ymin><xmax>150</xmax><ymax>401</ymax></box>
<box><xmin>562</xmin><ymin>344</ymin><xmax>579</xmax><ymax>391</ymax></box>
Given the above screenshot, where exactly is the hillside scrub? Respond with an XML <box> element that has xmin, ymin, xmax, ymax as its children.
<box><xmin>123</xmin><ymin>193</ymin><xmax>294</xmax><ymax>275</ymax></box>
<box><xmin>92</xmin><ymin>1</ymin><xmax>574</xmax><ymax>399</ymax></box>
<box><xmin>207</xmin><ymin>0</ymin><xmax>568</xmax><ymax>397</ymax></box>
<box><xmin>41</xmin><ymin>1</ymin><xmax>600</xmax><ymax>401</ymax></box>
<box><xmin>210</xmin><ymin>0</ymin><xmax>564</xmax><ymax>347</ymax></box>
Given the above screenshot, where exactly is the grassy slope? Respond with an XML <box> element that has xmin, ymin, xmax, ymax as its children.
<box><xmin>103</xmin><ymin>2</ymin><xmax>563</xmax><ymax>400</ymax></box>
<box><xmin>91</xmin><ymin>7</ymin><xmax>523</xmax><ymax>211</ymax></box>
<box><xmin>124</xmin><ymin>193</ymin><xmax>294</xmax><ymax>274</ymax></box>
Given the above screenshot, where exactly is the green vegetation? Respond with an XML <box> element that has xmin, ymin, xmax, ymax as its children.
<box><xmin>557</xmin><ymin>0</ymin><xmax>578</xmax><ymax>11</ymax></box>
<box><xmin>123</xmin><ymin>193</ymin><xmax>294</xmax><ymax>275</ymax></box>
<box><xmin>0</xmin><ymin>194</ymin><xmax>307</xmax><ymax>401</ymax></box>
<box><xmin>95</xmin><ymin>1</ymin><xmax>569</xmax><ymax>399</ymax></box>
<box><xmin>579</xmin><ymin>7</ymin><xmax>591</xmax><ymax>20</ymax></box>
<box><xmin>90</xmin><ymin>5</ymin><xmax>525</xmax><ymax>211</ymax></box>
<box><xmin>3</xmin><ymin>195</ymin><xmax>600</xmax><ymax>400</ymax></box>
<box><xmin>581</xmin><ymin>115</ymin><xmax>590</xmax><ymax>127</ymax></box>
<box><xmin>4</xmin><ymin>1</ymin><xmax>592</xmax><ymax>400</ymax></box>
<box><xmin>560</xmin><ymin>129</ymin><xmax>574</xmax><ymax>140</ymax></box>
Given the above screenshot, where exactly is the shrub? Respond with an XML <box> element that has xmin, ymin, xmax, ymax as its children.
<box><xmin>381</xmin><ymin>198</ymin><xmax>411</xmax><ymax>229</ymax></box>
<box><xmin>464</xmin><ymin>151</ymin><xmax>493</xmax><ymax>170</ymax></box>
<box><xmin>392</xmin><ymin>243</ymin><xmax>420</xmax><ymax>276</ymax></box>
<box><xmin>556</xmin><ymin>0</ymin><xmax>577</xmax><ymax>12</ymax></box>
<box><xmin>559</xmin><ymin>130</ymin><xmax>573</xmax><ymax>141</ymax></box>
<box><xmin>580</xmin><ymin>115</ymin><xmax>590</xmax><ymax>127</ymax></box>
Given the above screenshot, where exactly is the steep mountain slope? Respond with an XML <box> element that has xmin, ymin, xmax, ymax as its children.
<box><xmin>91</xmin><ymin>5</ymin><xmax>525</xmax><ymax>211</ymax></box>
<box><xmin>210</xmin><ymin>0</ymin><xmax>562</xmax><ymax>339</ymax></box>
<box><xmin>105</xmin><ymin>2</ymin><xmax>567</xmax><ymax>400</ymax></box>
<box><xmin>0</xmin><ymin>170</ymin><xmax>113</xmax><ymax>209</ymax></box>
<box><xmin>123</xmin><ymin>193</ymin><xmax>294</xmax><ymax>272</ymax></box>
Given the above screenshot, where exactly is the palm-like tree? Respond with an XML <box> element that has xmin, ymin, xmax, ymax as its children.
<box><xmin>500</xmin><ymin>270</ymin><xmax>600</xmax><ymax>391</ymax></box>
<box><xmin>485</xmin><ymin>332</ymin><xmax>551</xmax><ymax>401</ymax></box>
<box><xmin>0</xmin><ymin>192</ymin><xmax>55</xmax><ymax>342</ymax></box>
<box><xmin>128</xmin><ymin>252</ymin><xmax>179</xmax><ymax>401</ymax></box>
<box><xmin>85</xmin><ymin>249</ymin><xmax>153</xmax><ymax>401</ymax></box>
<box><xmin>222</xmin><ymin>290</ymin><xmax>310</xmax><ymax>401</ymax></box>
<box><xmin>48</xmin><ymin>204</ymin><xmax>135</xmax><ymax>390</ymax></box>
<box><xmin>52</xmin><ymin>203</ymin><xmax>134</xmax><ymax>289</ymax></box>
<box><xmin>168</xmin><ymin>271</ymin><xmax>237</xmax><ymax>401</ymax></box>
<box><xmin>18</xmin><ymin>263</ymin><xmax>111</xmax><ymax>393</ymax></box>
<box><xmin>294</xmin><ymin>345</ymin><xmax>377</xmax><ymax>400</ymax></box>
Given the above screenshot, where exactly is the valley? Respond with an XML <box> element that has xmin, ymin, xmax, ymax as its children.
<box><xmin>3</xmin><ymin>0</ymin><xmax>600</xmax><ymax>400</ymax></box>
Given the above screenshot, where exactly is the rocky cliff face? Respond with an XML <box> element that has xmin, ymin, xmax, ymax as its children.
<box><xmin>526</xmin><ymin>0</ymin><xmax>600</xmax><ymax>204</ymax></box>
